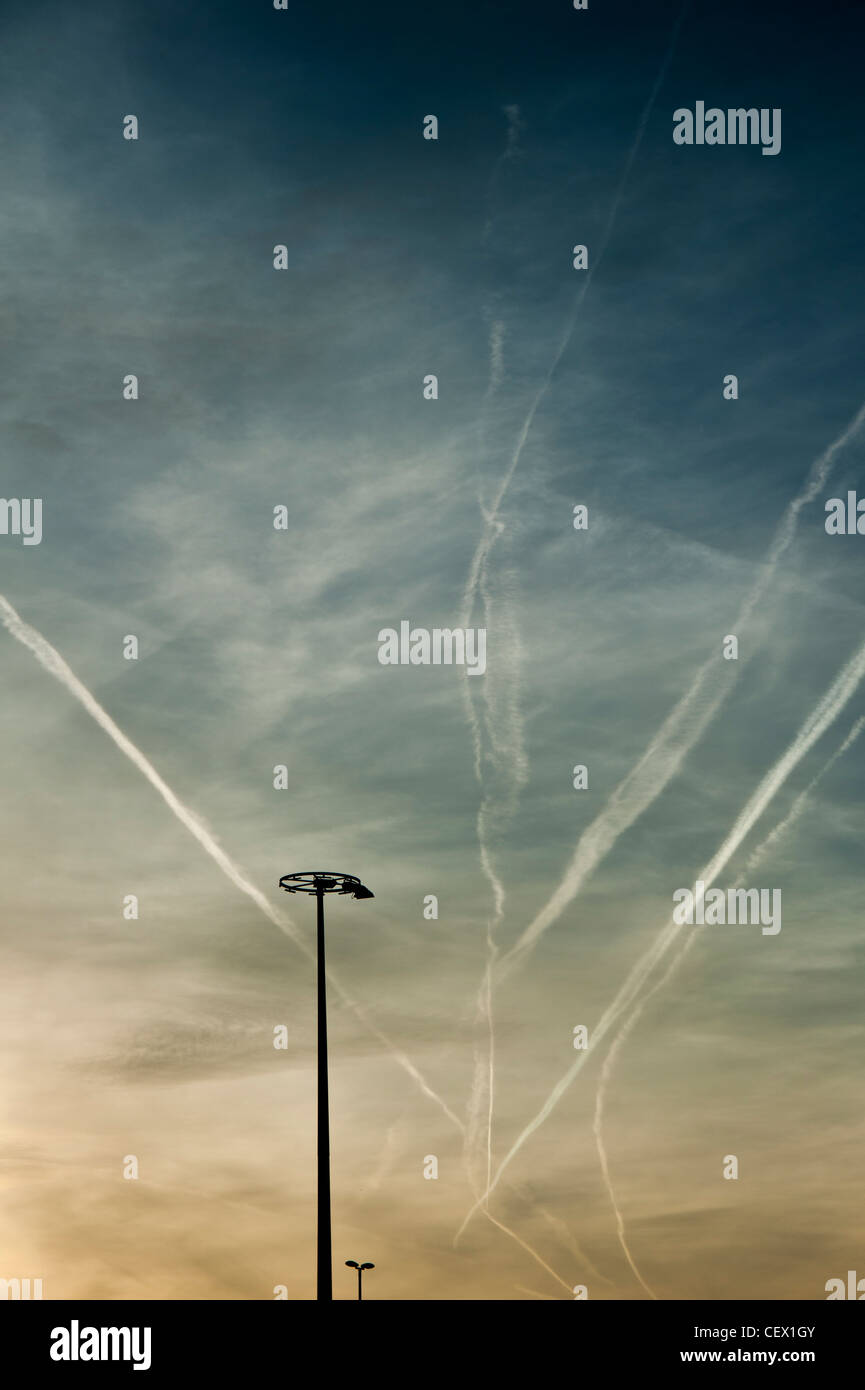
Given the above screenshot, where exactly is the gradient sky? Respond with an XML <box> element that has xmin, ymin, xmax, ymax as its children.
<box><xmin>2</xmin><ymin>0</ymin><xmax>865</xmax><ymax>1300</ymax></box>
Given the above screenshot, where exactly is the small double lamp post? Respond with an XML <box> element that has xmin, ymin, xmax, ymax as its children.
<box><xmin>345</xmin><ymin>1260</ymin><xmax>375</xmax><ymax>1300</ymax></box>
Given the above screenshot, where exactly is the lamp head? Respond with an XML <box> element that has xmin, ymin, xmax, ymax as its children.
<box><xmin>279</xmin><ymin>871</ymin><xmax>374</xmax><ymax>899</ymax></box>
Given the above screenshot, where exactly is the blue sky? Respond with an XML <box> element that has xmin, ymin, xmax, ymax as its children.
<box><xmin>1</xmin><ymin>0</ymin><xmax>864</xmax><ymax>1299</ymax></box>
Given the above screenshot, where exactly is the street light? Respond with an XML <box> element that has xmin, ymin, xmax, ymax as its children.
<box><xmin>278</xmin><ymin>871</ymin><xmax>374</xmax><ymax>1301</ymax></box>
<box><xmin>345</xmin><ymin>1260</ymin><xmax>375</xmax><ymax>1301</ymax></box>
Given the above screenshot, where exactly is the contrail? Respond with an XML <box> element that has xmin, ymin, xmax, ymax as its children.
<box><xmin>457</xmin><ymin>1147</ymin><xmax>578</xmax><ymax>1296</ymax></box>
<box><xmin>464</xmin><ymin>937</ymin><xmax>499</xmax><ymax>1197</ymax></box>
<box><xmin>483</xmin><ymin>1204</ymin><xmax>575</xmax><ymax>1296</ymax></box>
<box><xmin>359</xmin><ymin>1121</ymin><xmax>402</xmax><ymax>1197</ymax></box>
<box><xmin>463</xmin><ymin>1077</ymin><xmax>577</xmax><ymax>1294</ymax></box>
<box><xmin>481</xmin><ymin>103</ymin><xmax>524</xmax><ymax>250</ymax></box>
<box><xmin>465</xmin><ymin>0</ymin><xmax>690</xmax><ymax>614</ymax></box>
<box><xmin>462</xmin><ymin>0</ymin><xmax>689</xmax><ymax>846</ymax></box>
<box><xmin>485</xmin><ymin>318</ymin><xmax>506</xmax><ymax>398</ymax></box>
<box><xmin>592</xmin><ymin>710</ymin><xmax>864</xmax><ymax>1297</ymax></box>
<box><xmin>592</xmin><ymin>993</ymin><xmax>665</xmax><ymax>1301</ymax></box>
<box><xmin>462</xmin><ymin>107</ymin><xmax>531</xmax><ymax>1198</ymax></box>
<box><xmin>499</xmin><ymin>395</ymin><xmax>865</xmax><ymax>980</ymax></box>
<box><xmin>461</xmin><ymin>560</ymin><xmax>528</xmax><ymax>925</ymax></box>
<box><xmin>741</xmin><ymin>713</ymin><xmax>865</xmax><ymax>875</ymax></box>
<box><xmin>0</xmin><ymin>593</ymin><xmax>464</xmax><ymax>1133</ymax></box>
<box><xmin>461</xmin><ymin>0</ymin><xmax>690</xmax><ymax>1199</ymax></box>
<box><xmin>456</xmin><ymin>629</ymin><xmax>865</xmax><ymax>1235</ymax></box>
<box><xmin>535</xmin><ymin>1203</ymin><xmax>614</xmax><ymax>1287</ymax></box>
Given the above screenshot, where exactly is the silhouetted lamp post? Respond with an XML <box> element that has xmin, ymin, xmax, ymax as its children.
<box><xmin>278</xmin><ymin>871</ymin><xmax>374</xmax><ymax>1302</ymax></box>
<box><xmin>345</xmin><ymin>1260</ymin><xmax>375</xmax><ymax>1300</ymax></box>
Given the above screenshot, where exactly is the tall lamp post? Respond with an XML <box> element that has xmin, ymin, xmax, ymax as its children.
<box><xmin>278</xmin><ymin>871</ymin><xmax>374</xmax><ymax>1302</ymax></box>
<box><xmin>345</xmin><ymin>1260</ymin><xmax>375</xmax><ymax>1300</ymax></box>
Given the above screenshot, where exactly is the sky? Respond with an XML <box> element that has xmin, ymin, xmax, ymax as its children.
<box><xmin>1</xmin><ymin>0</ymin><xmax>865</xmax><ymax>1300</ymax></box>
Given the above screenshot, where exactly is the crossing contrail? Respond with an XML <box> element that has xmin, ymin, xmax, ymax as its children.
<box><xmin>536</xmin><ymin>1203</ymin><xmax>614</xmax><ymax>1287</ymax></box>
<box><xmin>498</xmin><ymin>395</ymin><xmax>865</xmax><ymax>981</ymax></box>
<box><xmin>462</xmin><ymin>0</ymin><xmax>691</xmax><ymax>887</ymax></box>
<box><xmin>464</xmin><ymin>563</ymin><xmax>527</xmax><ymax>1194</ymax></box>
<box><xmin>463</xmin><ymin>106</ymin><xmax>531</xmax><ymax>1197</ymax></box>
<box><xmin>484</xmin><ymin>1204</ymin><xmax>575</xmax><ymax>1296</ymax></box>
<box><xmin>465</xmin><ymin>0</ymin><xmax>691</xmax><ymax>621</ymax></box>
<box><xmin>0</xmin><ymin>593</ymin><xmax>464</xmax><ymax>1133</ymax></box>
<box><xmin>741</xmin><ymin>713</ymin><xmax>865</xmax><ymax>876</ymax></box>
<box><xmin>456</xmin><ymin>629</ymin><xmax>865</xmax><ymax>1236</ymax></box>
<box><xmin>592</xmin><ymin>709</ymin><xmax>864</xmax><ymax>1297</ymax></box>
<box><xmin>461</xmin><ymin>0</ymin><xmax>692</xmax><ymax>1201</ymax></box>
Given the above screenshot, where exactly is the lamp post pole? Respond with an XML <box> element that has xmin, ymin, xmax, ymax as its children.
<box><xmin>316</xmin><ymin>880</ymin><xmax>331</xmax><ymax>1303</ymax></box>
<box><xmin>278</xmin><ymin>871</ymin><xmax>374</xmax><ymax>1303</ymax></box>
